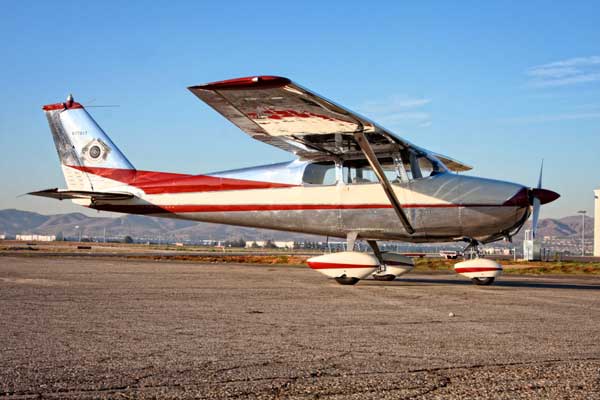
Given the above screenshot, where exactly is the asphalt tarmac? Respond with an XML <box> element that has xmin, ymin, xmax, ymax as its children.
<box><xmin>1</xmin><ymin>256</ymin><xmax>599</xmax><ymax>399</ymax></box>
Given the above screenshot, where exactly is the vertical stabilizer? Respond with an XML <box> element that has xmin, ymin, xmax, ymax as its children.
<box><xmin>42</xmin><ymin>95</ymin><xmax>134</xmax><ymax>191</ymax></box>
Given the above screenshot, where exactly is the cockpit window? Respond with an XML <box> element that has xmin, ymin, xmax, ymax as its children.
<box><xmin>302</xmin><ymin>161</ymin><xmax>337</xmax><ymax>185</ymax></box>
<box><xmin>342</xmin><ymin>158</ymin><xmax>400</xmax><ymax>184</ymax></box>
<box><xmin>397</xmin><ymin>148</ymin><xmax>446</xmax><ymax>179</ymax></box>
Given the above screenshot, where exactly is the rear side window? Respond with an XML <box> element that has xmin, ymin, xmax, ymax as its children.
<box><xmin>303</xmin><ymin>162</ymin><xmax>337</xmax><ymax>185</ymax></box>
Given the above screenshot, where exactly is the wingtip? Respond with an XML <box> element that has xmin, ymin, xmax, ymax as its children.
<box><xmin>188</xmin><ymin>76</ymin><xmax>291</xmax><ymax>91</ymax></box>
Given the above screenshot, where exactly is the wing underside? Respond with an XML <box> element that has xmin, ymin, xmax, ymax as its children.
<box><xmin>188</xmin><ymin>76</ymin><xmax>471</xmax><ymax>172</ymax></box>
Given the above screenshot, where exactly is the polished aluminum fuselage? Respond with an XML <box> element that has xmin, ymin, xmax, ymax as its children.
<box><xmin>91</xmin><ymin>161</ymin><xmax>530</xmax><ymax>244</ymax></box>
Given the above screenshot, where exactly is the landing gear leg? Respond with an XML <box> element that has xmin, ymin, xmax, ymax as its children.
<box><xmin>368</xmin><ymin>240</ymin><xmax>395</xmax><ymax>281</ymax></box>
<box><xmin>462</xmin><ymin>238</ymin><xmax>482</xmax><ymax>259</ymax></box>
<box><xmin>346</xmin><ymin>231</ymin><xmax>358</xmax><ymax>251</ymax></box>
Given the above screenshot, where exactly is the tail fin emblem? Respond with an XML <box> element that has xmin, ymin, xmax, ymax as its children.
<box><xmin>82</xmin><ymin>138</ymin><xmax>110</xmax><ymax>162</ymax></box>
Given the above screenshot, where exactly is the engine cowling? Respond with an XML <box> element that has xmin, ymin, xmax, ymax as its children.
<box><xmin>307</xmin><ymin>251</ymin><xmax>379</xmax><ymax>280</ymax></box>
<box><xmin>453</xmin><ymin>258</ymin><xmax>503</xmax><ymax>279</ymax></box>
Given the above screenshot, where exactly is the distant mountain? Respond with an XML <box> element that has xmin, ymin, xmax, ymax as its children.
<box><xmin>0</xmin><ymin>209</ymin><xmax>49</xmax><ymax>234</ymax></box>
<box><xmin>516</xmin><ymin>215</ymin><xmax>593</xmax><ymax>239</ymax></box>
<box><xmin>0</xmin><ymin>209</ymin><xmax>593</xmax><ymax>243</ymax></box>
<box><xmin>0</xmin><ymin>209</ymin><xmax>323</xmax><ymax>242</ymax></box>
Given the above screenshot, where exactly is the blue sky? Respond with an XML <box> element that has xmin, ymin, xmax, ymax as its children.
<box><xmin>1</xmin><ymin>1</ymin><xmax>599</xmax><ymax>219</ymax></box>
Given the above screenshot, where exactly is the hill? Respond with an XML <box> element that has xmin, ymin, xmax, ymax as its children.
<box><xmin>0</xmin><ymin>209</ymin><xmax>322</xmax><ymax>242</ymax></box>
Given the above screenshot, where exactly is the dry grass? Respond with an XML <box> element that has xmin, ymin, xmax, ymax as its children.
<box><xmin>127</xmin><ymin>254</ymin><xmax>309</xmax><ymax>266</ymax></box>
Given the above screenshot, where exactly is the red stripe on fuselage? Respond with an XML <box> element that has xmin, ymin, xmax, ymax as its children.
<box><xmin>69</xmin><ymin>166</ymin><xmax>296</xmax><ymax>194</ymax></box>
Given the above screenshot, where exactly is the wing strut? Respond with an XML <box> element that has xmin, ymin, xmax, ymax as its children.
<box><xmin>353</xmin><ymin>131</ymin><xmax>415</xmax><ymax>235</ymax></box>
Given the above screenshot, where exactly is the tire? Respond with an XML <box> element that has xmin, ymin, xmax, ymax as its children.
<box><xmin>471</xmin><ymin>277</ymin><xmax>495</xmax><ymax>286</ymax></box>
<box><xmin>335</xmin><ymin>276</ymin><xmax>360</xmax><ymax>285</ymax></box>
<box><xmin>372</xmin><ymin>274</ymin><xmax>396</xmax><ymax>281</ymax></box>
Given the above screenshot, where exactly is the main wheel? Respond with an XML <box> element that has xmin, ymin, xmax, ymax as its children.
<box><xmin>471</xmin><ymin>277</ymin><xmax>495</xmax><ymax>286</ymax></box>
<box><xmin>372</xmin><ymin>274</ymin><xmax>396</xmax><ymax>281</ymax></box>
<box><xmin>335</xmin><ymin>276</ymin><xmax>360</xmax><ymax>285</ymax></box>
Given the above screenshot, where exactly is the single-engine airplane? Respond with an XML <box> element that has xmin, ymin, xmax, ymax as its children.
<box><xmin>31</xmin><ymin>76</ymin><xmax>559</xmax><ymax>285</ymax></box>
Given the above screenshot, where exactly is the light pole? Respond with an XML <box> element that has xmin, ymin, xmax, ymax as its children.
<box><xmin>577</xmin><ymin>210</ymin><xmax>586</xmax><ymax>256</ymax></box>
<box><xmin>75</xmin><ymin>225</ymin><xmax>82</xmax><ymax>242</ymax></box>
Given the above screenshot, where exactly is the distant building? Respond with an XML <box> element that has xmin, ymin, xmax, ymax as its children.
<box><xmin>0</xmin><ymin>234</ymin><xmax>5</xmax><ymax>240</ymax></box>
<box><xmin>595</xmin><ymin>189</ymin><xmax>600</xmax><ymax>257</ymax></box>
<box><xmin>523</xmin><ymin>229</ymin><xmax>541</xmax><ymax>261</ymax></box>
<box><xmin>245</xmin><ymin>240</ymin><xmax>295</xmax><ymax>249</ymax></box>
<box><xmin>16</xmin><ymin>234</ymin><xmax>56</xmax><ymax>242</ymax></box>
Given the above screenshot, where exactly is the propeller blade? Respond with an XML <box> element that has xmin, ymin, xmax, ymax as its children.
<box><xmin>531</xmin><ymin>196</ymin><xmax>541</xmax><ymax>238</ymax></box>
<box><xmin>529</xmin><ymin>160</ymin><xmax>558</xmax><ymax>238</ymax></box>
<box><xmin>537</xmin><ymin>159</ymin><xmax>544</xmax><ymax>189</ymax></box>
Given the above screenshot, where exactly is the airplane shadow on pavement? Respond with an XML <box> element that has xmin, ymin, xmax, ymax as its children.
<box><xmin>369</xmin><ymin>276</ymin><xmax>600</xmax><ymax>291</ymax></box>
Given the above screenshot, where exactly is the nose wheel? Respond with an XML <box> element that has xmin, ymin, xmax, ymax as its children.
<box><xmin>471</xmin><ymin>277</ymin><xmax>495</xmax><ymax>285</ymax></box>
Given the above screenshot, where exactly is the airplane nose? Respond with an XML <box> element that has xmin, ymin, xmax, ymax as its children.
<box><xmin>529</xmin><ymin>188</ymin><xmax>560</xmax><ymax>205</ymax></box>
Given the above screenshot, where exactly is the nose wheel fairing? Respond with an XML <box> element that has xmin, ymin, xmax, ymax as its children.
<box><xmin>453</xmin><ymin>258</ymin><xmax>503</xmax><ymax>280</ymax></box>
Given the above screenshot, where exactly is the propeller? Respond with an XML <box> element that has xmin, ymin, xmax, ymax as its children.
<box><xmin>528</xmin><ymin>160</ymin><xmax>560</xmax><ymax>238</ymax></box>
<box><xmin>530</xmin><ymin>160</ymin><xmax>543</xmax><ymax>238</ymax></box>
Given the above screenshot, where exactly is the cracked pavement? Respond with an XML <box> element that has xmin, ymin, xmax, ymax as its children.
<box><xmin>1</xmin><ymin>256</ymin><xmax>599</xmax><ymax>399</ymax></box>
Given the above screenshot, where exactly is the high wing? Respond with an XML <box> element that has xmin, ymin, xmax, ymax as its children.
<box><xmin>188</xmin><ymin>76</ymin><xmax>471</xmax><ymax>172</ymax></box>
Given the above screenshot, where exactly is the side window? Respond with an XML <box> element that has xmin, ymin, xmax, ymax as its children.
<box><xmin>342</xmin><ymin>158</ymin><xmax>400</xmax><ymax>184</ymax></box>
<box><xmin>380</xmin><ymin>158</ymin><xmax>401</xmax><ymax>183</ymax></box>
<box><xmin>302</xmin><ymin>162</ymin><xmax>337</xmax><ymax>185</ymax></box>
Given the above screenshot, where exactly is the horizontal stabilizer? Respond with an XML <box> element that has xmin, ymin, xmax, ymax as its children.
<box><xmin>28</xmin><ymin>188</ymin><xmax>134</xmax><ymax>201</ymax></box>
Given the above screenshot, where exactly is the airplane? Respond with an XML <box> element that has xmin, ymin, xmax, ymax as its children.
<box><xmin>30</xmin><ymin>76</ymin><xmax>559</xmax><ymax>285</ymax></box>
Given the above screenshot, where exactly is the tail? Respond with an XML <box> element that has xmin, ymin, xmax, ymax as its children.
<box><xmin>42</xmin><ymin>95</ymin><xmax>135</xmax><ymax>191</ymax></box>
